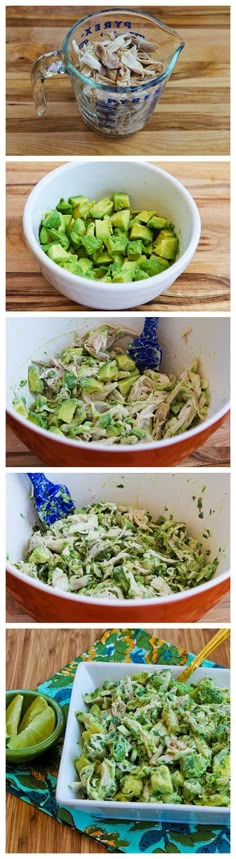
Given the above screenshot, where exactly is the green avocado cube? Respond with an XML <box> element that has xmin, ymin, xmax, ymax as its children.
<box><xmin>63</xmin><ymin>262</ymin><xmax>87</xmax><ymax>276</ymax></box>
<box><xmin>151</xmin><ymin>766</ymin><xmax>173</xmax><ymax>795</ymax></box>
<box><xmin>118</xmin><ymin>374</ymin><xmax>139</xmax><ymax>395</ymax></box>
<box><xmin>154</xmin><ymin>230</ymin><xmax>179</xmax><ymax>259</ymax></box>
<box><xmin>95</xmin><ymin>219</ymin><xmax>112</xmax><ymax>240</ymax></box>
<box><xmin>134</xmin><ymin>210</ymin><xmax>156</xmax><ymax>224</ymax></box>
<box><xmin>13</xmin><ymin>398</ymin><xmax>28</xmax><ymax>417</ymax></box>
<box><xmin>72</xmin><ymin>218</ymin><xmax>86</xmax><ymax>236</ymax></box>
<box><xmin>40</xmin><ymin>227</ymin><xmax>52</xmax><ymax>244</ymax></box>
<box><xmin>148</xmin><ymin>216</ymin><xmax>168</xmax><ymax>230</ymax></box>
<box><xmin>92</xmin><ymin>267</ymin><xmax>107</xmax><ymax>279</ymax></box>
<box><xmin>86</xmin><ymin>222</ymin><xmax>95</xmax><ymax>237</ymax></box>
<box><xmin>129</xmin><ymin>223</ymin><xmax>153</xmax><ymax>243</ymax></box>
<box><xmin>42</xmin><ymin>210</ymin><xmax>62</xmax><ymax>230</ymax></box>
<box><xmin>28</xmin><ymin>365</ymin><xmax>44</xmax><ymax>393</ymax></box>
<box><xmin>78</xmin><ymin>257</ymin><xmax>93</xmax><ymax>273</ymax></box>
<box><xmin>73</xmin><ymin>201</ymin><xmax>90</xmax><ymax>219</ymax></box>
<box><xmin>80</xmin><ymin>377</ymin><xmax>104</xmax><ymax>393</ymax></box>
<box><xmin>111</xmin><ymin>209</ymin><xmax>130</xmax><ymax>231</ymax></box>
<box><xmin>116</xmin><ymin>354</ymin><xmax>137</xmax><ymax>372</ymax></box>
<box><xmin>29</xmin><ymin>546</ymin><xmax>51</xmax><ymax>564</ymax></box>
<box><xmin>98</xmin><ymin>360</ymin><xmax>118</xmax><ymax>381</ymax></box>
<box><xmin>95</xmin><ymin>251</ymin><xmax>112</xmax><ymax>264</ymax></box>
<box><xmin>105</xmin><ymin>235</ymin><xmax>128</xmax><ymax>256</ymax></box>
<box><xmin>57</xmin><ymin>399</ymin><xmax>78</xmax><ymax>423</ymax></box>
<box><xmin>127</xmin><ymin>240</ymin><xmax>143</xmax><ymax>260</ymax></box>
<box><xmin>56</xmin><ymin>198</ymin><xmax>73</xmax><ymax>214</ymax></box>
<box><xmin>112</xmin><ymin>193</ymin><xmax>130</xmax><ymax>211</ymax></box>
<box><xmin>141</xmin><ymin>257</ymin><xmax>166</xmax><ymax>276</ymax></box>
<box><xmin>47</xmin><ymin>244</ymin><xmax>70</xmax><ymax>262</ymax></box>
<box><xmin>89</xmin><ymin>197</ymin><xmax>113</xmax><ymax>219</ymax></box>
<box><xmin>133</xmin><ymin>268</ymin><xmax>149</xmax><ymax>280</ymax></box>
<box><xmin>69</xmin><ymin>195</ymin><xmax>88</xmax><ymax>207</ymax></box>
<box><xmin>80</xmin><ymin>236</ymin><xmax>103</xmax><ymax>256</ymax></box>
<box><xmin>150</xmin><ymin>252</ymin><xmax>170</xmax><ymax>269</ymax></box>
<box><xmin>47</xmin><ymin>229</ymin><xmax>70</xmax><ymax>249</ymax></box>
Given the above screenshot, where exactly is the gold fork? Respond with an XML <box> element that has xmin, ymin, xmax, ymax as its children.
<box><xmin>177</xmin><ymin>628</ymin><xmax>230</xmax><ymax>683</ymax></box>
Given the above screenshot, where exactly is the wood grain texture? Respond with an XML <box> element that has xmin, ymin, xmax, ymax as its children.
<box><xmin>6</xmin><ymin>160</ymin><xmax>230</xmax><ymax>312</ymax></box>
<box><xmin>6</xmin><ymin>627</ymin><xmax>230</xmax><ymax>853</ymax></box>
<box><xmin>6</xmin><ymin>6</ymin><xmax>230</xmax><ymax>155</ymax></box>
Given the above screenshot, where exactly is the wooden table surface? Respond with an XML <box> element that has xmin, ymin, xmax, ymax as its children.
<box><xmin>6</xmin><ymin>628</ymin><xmax>230</xmax><ymax>853</ymax></box>
<box><xmin>6</xmin><ymin>160</ymin><xmax>230</xmax><ymax>312</ymax></box>
<box><xmin>6</xmin><ymin>6</ymin><xmax>230</xmax><ymax>156</ymax></box>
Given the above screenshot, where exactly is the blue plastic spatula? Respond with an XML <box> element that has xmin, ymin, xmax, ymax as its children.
<box><xmin>27</xmin><ymin>473</ymin><xmax>75</xmax><ymax>526</ymax></box>
<box><xmin>127</xmin><ymin>317</ymin><xmax>162</xmax><ymax>373</ymax></box>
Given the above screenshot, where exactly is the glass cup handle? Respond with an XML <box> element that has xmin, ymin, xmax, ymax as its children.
<box><xmin>31</xmin><ymin>49</ymin><xmax>66</xmax><ymax>117</ymax></box>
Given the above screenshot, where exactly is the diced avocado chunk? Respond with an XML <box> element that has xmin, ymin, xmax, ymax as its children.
<box><xmin>56</xmin><ymin>198</ymin><xmax>73</xmax><ymax>214</ymax></box>
<box><xmin>78</xmin><ymin>257</ymin><xmax>93</xmax><ymax>273</ymax></box>
<box><xmin>112</xmin><ymin>192</ymin><xmax>130</xmax><ymax>211</ymax></box>
<box><xmin>72</xmin><ymin>218</ymin><xmax>86</xmax><ymax>236</ymax></box>
<box><xmin>13</xmin><ymin>398</ymin><xmax>28</xmax><ymax>417</ymax></box>
<box><xmin>95</xmin><ymin>251</ymin><xmax>112</xmax><ymax>264</ymax></box>
<box><xmin>47</xmin><ymin>244</ymin><xmax>70</xmax><ymax>262</ymax></box>
<box><xmin>151</xmin><ymin>766</ymin><xmax>173</xmax><ymax>795</ymax></box>
<box><xmin>118</xmin><ymin>374</ymin><xmax>139</xmax><ymax>395</ymax></box>
<box><xmin>80</xmin><ymin>236</ymin><xmax>103</xmax><ymax>256</ymax></box>
<box><xmin>40</xmin><ymin>227</ymin><xmax>52</xmax><ymax>244</ymax></box>
<box><xmin>29</xmin><ymin>546</ymin><xmax>51</xmax><ymax>564</ymax></box>
<box><xmin>132</xmin><ymin>268</ymin><xmax>149</xmax><ymax>280</ymax></box>
<box><xmin>111</xmin><ymin>209</ymin><xmax>130</xmax><ymax>231</ymax></box>
<box><xmin>98</xmin><ymin>360</ymin><xmax>118</xmax><ymax>381</ymax></box>
<box><xmin>154</xmin><ymin>230</ymin><xmax>179</xmax><ymax>259</ymax></box>
<box><xmin>130</xmin><ymin>223</ymin><xmax>153</xmax><ymax>243</ymax></box>
<box><xmin>112</xmin><ymin>260</ymin><xmax>137</xmax><ymax>282</ymax></box>
<box><xmin>28</xmin><ymin>365</ymin><xmax>44</xmax><ymax>393</ymax></box>
<box><xmin>57</xmin><ymin>399</ymin><xmax>78</xmax><ymax>423</ymax></box>
<box><xmin>69</xmin><ymin>195</ymin><xmax>88</xmax><ymax>207</ymax></box>
<box><xmin>86</xmin><ymin>222</ymin><xmax>95</xmax><ymax>237</ymax></box>
<box><xmin>148</xmin><ymin>216</ymin><xmax>168</xmax><ymax>229</ymax></box>
<box><xmin>42</xmin><ymin>210</ymin><xmax>62</xmax><ymax>230</ymax></box>
<box><xmin>116</xmin><ymin>354</ymin><xmax>137</xmax><ymax>372</ymax></box>
<box><xmin>73</xmin><ymin>201</ymin><xmax>90</xmax><ymax>219</ymax></box>
<box><xmin>47</xmin><ymin>229</ymin><xmax>70</xmax><ymax>249</ymax></box>
<box><xmin>150</xmin><ymin>251</ymin><xmax>170</xmax><ymax>269</ymax></box>
<box><xmin>89</xmin><ymin>198</ymin><xmax>113</xmax><ymax>218</ymax></box>
<box><xmin>80</xmin><ymin>377</ymin><xmax>104</xmax><ymax>393</ymax></box>
<box><xmin>105</xmin><ymin>235</ymin><xmax>128</xmax><ymax>256</ymax></box>
<box><xmin>95</xmin><ymin>219</ymin><xmax>112</xmax><ymax>240</ymax></box>
<box><xmin>134</xmin><ymin>210</ymin><xmax>156</xmax><ymax>224</ymax></box>
<box><xmin>127</xmin><ymin>240</ymin><xmax>143</xmax><ymax>260</ymax></box>
<box><xmin>141</xmin><ymin>257</ymin><xmax>167</xmax><ymax>276</ymax></box>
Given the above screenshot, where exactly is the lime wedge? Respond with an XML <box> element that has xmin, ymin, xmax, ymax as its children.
<box><xmin>19</xmin><ymin>695</ymin><xmax>48</xmax><ymax>732</ymax></box>
<box><xmin>6</xmin><ymin>694</ymin><xmax>24</xmax><ymax>738</ymax></box>
<box><xmin>7</xmin><ymin>705</ymin><xmax>56</xmax><ymax>750</ymax></box>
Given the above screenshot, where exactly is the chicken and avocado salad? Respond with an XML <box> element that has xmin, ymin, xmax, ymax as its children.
<box><xmin>71</xmin><ymin>671</ymin><xmax>230</xmax><ymax>806</ymax></box>
<box><xmin>13</xmin><ymin>325</ymin><xmax>209</xmax><ymax>444</ymax></box>
<box><xmin>15</xmin><ymin>502</ymin><xmax>218</xmax><ymax>599</ymax></box>
<box><xmin>38</xmin><ymin>191</ymin><xmax>179</xmax><ymax>284</ymax></box>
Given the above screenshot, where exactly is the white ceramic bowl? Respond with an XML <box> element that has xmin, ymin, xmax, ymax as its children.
<box><xmin>56</xmin><ymin>662</ymin><xmax>230</xmax><ymax>824</ymax></box>
<box><xmin>6</xmin><ymin>316</ymin><xmax>230</xmax><ymax>468</ymax></box>
<box><xmin>6</xmin><ymin>472</ymin><xmax>230</xmax><ymax>622</ymax></box>
<box><xmin>23</xmin><ymin>160</ymin><xmax>201</xmax><ymax>310</ymax></box>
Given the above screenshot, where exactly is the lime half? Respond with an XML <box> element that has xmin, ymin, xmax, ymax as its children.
<box><xmin>6</xmin><ymin>694</ymin><xmax>24</xmax><ymax>738</ymax></box>
<box><xmin>19</xmin><ymin>695</ymin><xmax>48</xmax><ymax>732</ymax></box>
<box><xmin>7</xmin><ymin>705</ymin><xmax>56</xmax><ymax>750</ymax></box>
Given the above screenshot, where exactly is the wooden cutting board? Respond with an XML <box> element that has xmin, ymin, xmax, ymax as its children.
<box><xmin>6</xmin><ymin>160</ymin><xmax>230</xmax><ymax>312</ymax></box>
<box><xmin>6</xmin><ymin>6</ymin><xmax>230</xmax><ymax>156</ymax></box>
<box><xmin>6</xmin><ymin>628</ymin><xmax>230</xmax><ymax>853</ymax></box>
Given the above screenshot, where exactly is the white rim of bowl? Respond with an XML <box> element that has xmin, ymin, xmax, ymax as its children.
<box><xmin>23</xmin><ymin>159</ymin><xmax>201</xmax><ymax>293</ymax></box>
<box><xmin>7</xmin><ymin>560</ymin><xmax>230</xmax><ymax>607</ymax></box>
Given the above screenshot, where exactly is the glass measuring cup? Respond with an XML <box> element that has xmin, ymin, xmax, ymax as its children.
<box><xmin>32</xmin><ymin>9</ymin><xmax>184</xmax><ymax>136</ymax></box>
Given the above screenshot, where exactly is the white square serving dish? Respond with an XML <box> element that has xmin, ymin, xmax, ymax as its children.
<box><xmin>56</xmin><ymin>662</ymin><xmax>230</xmax><ymax>824</ymax></box>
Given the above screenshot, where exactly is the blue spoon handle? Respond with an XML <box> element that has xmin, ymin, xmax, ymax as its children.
<box><xmin>142</xmin><ymin>318</ymin><xmax>159</xmax><ymax>339</ymax></box>
<box><xmin>27</xmin><ymin>473</ymin><xmax>53</xmax><ymax>502</ymax></box>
